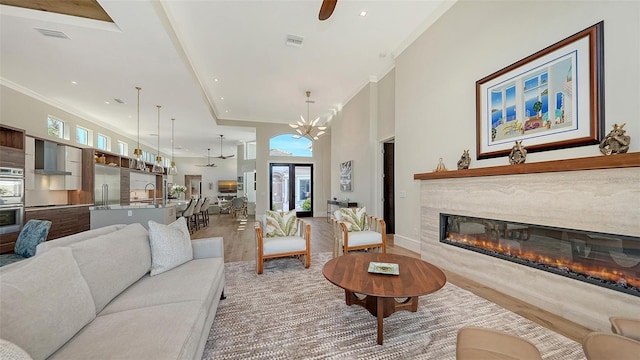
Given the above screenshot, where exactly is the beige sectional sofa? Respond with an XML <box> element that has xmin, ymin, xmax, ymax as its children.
<box><xmin>0</xmin><ymin>223</ymin><xmax>225</xmax><ymax>360</ymax></box>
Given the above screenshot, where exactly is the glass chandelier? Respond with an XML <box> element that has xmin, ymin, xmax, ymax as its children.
<box><xmin>132</xmin><ymin>86</ymin><xmax>146</xmax><ymax>170</ymax></box>
<box><xmin>167</xmin><ymin>118</ymin><xmax>178</xmax><ymax>175</ymax></box>
<box><xmin>152</xmin><ymin>105</ymin><xmax>164</xmax><ymax>174</ymax></box>
<box><xmin>289</xmin><ymin>91</ymin><xmax>326</xmax><ymax>141</ymax></box>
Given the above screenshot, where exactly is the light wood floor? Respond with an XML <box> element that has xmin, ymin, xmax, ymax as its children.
<box><xmin>191</xmin><ymin>214</ymin><xmax>593</xmax><ymax>343</ymax></box>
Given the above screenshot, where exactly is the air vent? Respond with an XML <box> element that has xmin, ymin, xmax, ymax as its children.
<box><xmin>285</xmin><ymin>34</ymin><xmax>304</xmax><ymax>48</ymax></box>
<box><xmin>114</xmin><ymin>98</ymin><xmax>125</xmax><ymax>104</ymax></box>
<box><xmin>35</xmin><ymin>28</ymin><xmax>71</xmax><ymax>40</ymax></box>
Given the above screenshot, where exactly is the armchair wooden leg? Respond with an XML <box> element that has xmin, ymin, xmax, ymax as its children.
<box><xmin>257</xmin><ymin>256</ymin><xmax>264</xmax><ymax>274</ymax></box>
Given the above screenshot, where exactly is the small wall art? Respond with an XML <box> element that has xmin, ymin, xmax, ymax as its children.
<box><xmin>340</xmin><ymin>160</ymin><xmax>352</xmax><ymax>191</ymax></box>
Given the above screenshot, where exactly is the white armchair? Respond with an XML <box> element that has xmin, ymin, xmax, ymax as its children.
<box><xmin>332</xmin><ymin>207</ymin><xmax>386</xmax><ymax>257</ymax></box>
<box><xmin>255</xmin><ymin>210</ymin><xmax>311</xmax><ymax>274</ymax></box>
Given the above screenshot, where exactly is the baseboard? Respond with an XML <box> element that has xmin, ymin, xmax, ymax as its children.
<box><xmin>392</xmin><ymin>234</ymin><xmax>420</xmax><ymax>253</ymax></box>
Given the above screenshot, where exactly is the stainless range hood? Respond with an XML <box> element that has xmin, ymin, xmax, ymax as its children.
<box><xmin>35</xmin><ymin>140</ymin><xmax>72</xmax><ymax>175</ymax></box>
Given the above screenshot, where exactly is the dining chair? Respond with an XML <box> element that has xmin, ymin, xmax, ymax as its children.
<box><xmin>190</xmin><ymin>198</ymin><xmax>204</xmax><ymax>231</ymax></box>
<box><xmin>230</xmin><ymin>197</ymin><xmax>247</xmax><ymax>218</ymax></box>
<box><xmin>198</xmin><ymin>197</ymin><xmax>211</xmax><ymax>227</ymax></box>
<box><xmin>180</xmin><ymin>199</ymin><xmax>197</xmax><ymax>233</ymax></box>
<box><xmin>218</xmin><ymin>198</ymin><xmax>232</xmax><ymax>217</ymax></box>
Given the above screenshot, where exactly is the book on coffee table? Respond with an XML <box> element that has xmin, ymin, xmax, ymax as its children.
<box><xmin>368</xmin><ymin>262</ymin><xmax>399</xmax><ymax>275</ymax></box>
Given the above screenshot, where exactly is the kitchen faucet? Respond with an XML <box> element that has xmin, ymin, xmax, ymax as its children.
<box><xmin>144</xmin><ymin>183</ymin><xmax>156</xmax><ymax>205</ymax></box>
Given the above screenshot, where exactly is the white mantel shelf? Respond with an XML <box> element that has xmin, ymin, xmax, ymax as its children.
<box><xmin>414</xmin><ymin>152</ymin><xmax>640</xmax><ymax>180</ymax></box>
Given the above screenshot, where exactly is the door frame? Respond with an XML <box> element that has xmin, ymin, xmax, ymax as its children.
<box><xmin>269</xmin><ymin>163</ymin><xmax>313</xmax><ymax>217</ymax></box>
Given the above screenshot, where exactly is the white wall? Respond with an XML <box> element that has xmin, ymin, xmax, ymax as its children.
<box><xmin>0</xmin><ymin>84</ymin><xmax>168</xmax><ymax>159</ymax></box>
<box><xmin>393</xmin><ymin>0</ymin><xmax>640</xmax><ymax>251</ymax></box>
<box><xmin>254</xmin><ymin>122</ymin><xmax>331</xmax><ymax>218</ymax></box>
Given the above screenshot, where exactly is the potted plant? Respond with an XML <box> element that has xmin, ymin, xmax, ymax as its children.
<box><xmin>533</xmin><ymin>101</ymin><xmax>543</xmax><ymax>118</ymax></box>
<box><xmin>172</xmin><ymin>185</ymin><xmax>187</xmax><ymax>200</ymax></box>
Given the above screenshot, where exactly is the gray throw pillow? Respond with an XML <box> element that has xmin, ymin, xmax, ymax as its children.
<box><xmin>148</xmin><ymin>217</ymin><xmax>193</xmax><ymax>276</ymax></box>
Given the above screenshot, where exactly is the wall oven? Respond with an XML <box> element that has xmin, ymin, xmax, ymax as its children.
<box><xmin>0</xmin><ymin>167</ymin><xmax>25</xmax><ymax>235</ymax></box>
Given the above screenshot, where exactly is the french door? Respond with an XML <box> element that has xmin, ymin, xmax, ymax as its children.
<box><xmin>269</xmin><ymin>163</ymin><xmax>313</xmax><ymax>217</ymax></box>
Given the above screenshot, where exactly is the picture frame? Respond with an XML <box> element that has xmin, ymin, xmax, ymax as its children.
<box><xmin>476</xmin><ymin>21</ymin><xmax>604</xmax><ymax>159</ymax></box>
<box><xmin>340</xmin><ymin>160</ymin><xmax>352</xmax><ymax>192</ymax></box>
<box><xmin>237</xmin><ymin>183</ymin><xmax>243</xmax><ymax>191</ymax></box>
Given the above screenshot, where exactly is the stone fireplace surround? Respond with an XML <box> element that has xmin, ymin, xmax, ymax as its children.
<box><xmin>415</xmin><ymin>153</ymin><xmax>640</xmax><ymax>332</ymax></box>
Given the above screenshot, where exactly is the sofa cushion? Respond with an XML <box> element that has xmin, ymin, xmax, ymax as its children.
<box><xmin>14</xmin><ymin>220</ymin><xmax>51</xmax><ymax>258</ymax></box>
<box><xmin>339</xmin><ymin>207</ymin><xmax>369</xmax><ymax>231</ymax></box>
<box><xmin>264</xmin><ymin>210</ymin><xmax>297</xmax><ymax>237</ymax></box>
<box><xmin>148</xmin><ymin>217</ymin><xmax>193</xmax><ymax>276</ymax></box>
<box><xmin>68</xmin><ymin>223</ymin><xmax>151</xmax><ymax>314</ymax></box>
<box><xmin>0</xmin><ymin>339</ymin><xmax>33</xmax><ymax>360</ymax></box>
<box><xmin>346</xmin><ymin>230</ymin><xmax>382</xmax><ymax>247</ymax></box>
<box><xmin>100</xmin><ymin>257</ymin><xmax>224</xmax><ymax>316</ymax></box>
<box><xmin>49</xmin><ymin>302</ymin><xmax>207</xmax><ymax>360</ymax></box>
<box><xmin>0</xmin><ymin>247</ymin><xmax>96</xmax><ymax>360</ymax></box>
<box><xmin>36</xmin><ymin>224</ymin><xmax>127</xmax><ymax>255</ymax></box>
<box><xmin>263</xmin><ymin>236</ymin><xmax>308</xmax><ymax>255</ymax></box>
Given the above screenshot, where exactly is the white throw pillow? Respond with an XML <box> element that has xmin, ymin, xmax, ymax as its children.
<box><xmin>148</xmin><ymin>217</ymin><xmax>193</xmax><ymax>276</ymax></box>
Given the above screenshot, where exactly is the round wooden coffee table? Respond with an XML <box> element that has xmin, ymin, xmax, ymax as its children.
<box><xmin>322</xmin><ymin>252</ymin><xmax>446</xmax><ymax>345</ymax></box>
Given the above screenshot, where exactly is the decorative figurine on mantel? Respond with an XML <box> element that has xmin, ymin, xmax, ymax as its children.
<box><xmin>433</xmin><ymin>158</ymin><xmax>448</xmax><ymax>172</ymax></box>
<box><xmin>508</xmin><ymin>140</ymin><xmax>527</xmax><ymax>165</ymax></box>
<box><xmin>600</xmin><ymin>123</ymin><xmax>631</xmax><ymax>155</ymax></box>
<box><xmin>457</xmin><ymin>150</ymin><xmax>471</xmax><ymax>170</ymax></box>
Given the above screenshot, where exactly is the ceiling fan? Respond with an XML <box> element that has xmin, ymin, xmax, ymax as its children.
<box><xmin>213</xmin><ymin>135</ymin><xmax>235</xmax><ymax>160</ymax></box>
<box><xmin>196</xmin><ymin>148</ymin><xmax>217</xmax><ymax>167</ymax></box>
<box><xmin>319</xmin><ymin>0</ymin><xmax>337</xmax><ymax>21</ymax></box>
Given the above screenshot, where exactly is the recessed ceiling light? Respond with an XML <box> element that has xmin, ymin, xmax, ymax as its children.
<box><xmin>220</xmin><ymin>97</ymin><xmax>224</xmax><ymax>100</ymax></box>
<box><xmin>214</xmin><ymin>78</ymin><xmax>219</xmax><ymax>82</ymax></box>
<box><xmin>225</xmin><ymin>110</ymin><xmax>229</xmax><ymax>113</ymax></box>
<box><xmin>359</xmin><ymin>10</ymin><xmax>368</xmax><ymax>17</ymax></box>
<box><xmin>71</xmin><ymin>81</ymin><xmax>77</xmax><ymax>85</ymax></box>
<box><xmin>104</xmin><ymin>101</ymin><xmax>110</xmax><ymax>104</ymax></box>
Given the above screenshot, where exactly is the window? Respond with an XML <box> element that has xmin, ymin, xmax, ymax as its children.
<box><xmin>76</xmin><ymin>126</ymin><xmax>90</xmax><ymax>145</ymax></box>
<box><xmin>117</xmin><ymin>141</ymin><xmax>128</xmax><ymax>156</ymax></box>
<box><xmin>269</xmin><ymin>134</ymin><xmax>312</xmax><ymax>157</ymax></box>
<box><xmin>47</xmin><ymin>116</ymin><xmax>64</xmax><ymax>139</ymax></box>
<box><xmin>97</xmin><ymin>133</ymin><xmax>111</xmax><ymax>151</ymax></box>
<box><xmin>245</xmin><ymin>141</ymin><xmax>256</xmax><ymax>160</ymax></box>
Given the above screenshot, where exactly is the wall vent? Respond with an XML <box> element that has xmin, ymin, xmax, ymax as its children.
<box><xmin>114</xmin><ymin>98</ymin><xmax>125</xmax><ymax>104</ymax></box>
<box><xmin>285</xmin><ymin>34</ymin><xmax>304</xmax><ymax>48</ymax></box>
<box><xmin>35</xmin><ymin>28</ymin><xmax>71</xmax><ymax>39</ymax></box>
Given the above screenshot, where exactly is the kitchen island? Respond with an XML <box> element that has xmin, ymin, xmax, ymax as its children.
<box><xmin>89</xmin><ymin>203</ymin><xmax>178</xmax><ymax>230</ymax></box>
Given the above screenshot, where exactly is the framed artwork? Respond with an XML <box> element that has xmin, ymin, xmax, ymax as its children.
<box><xmin>237</xmin><ymin>183</ymin><xmax>243</xmax><ymax>191</ymax></box>
<box><xmin>340</xmin><ymin>160</ymin><xmax>352</xmax><ymax>191</ymax></box>
<box><xmin>476</xmin><ymin>21</ymin><xmax>604</xmax><ymax>159</ymax></box>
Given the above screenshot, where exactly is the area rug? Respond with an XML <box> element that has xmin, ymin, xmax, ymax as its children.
<box><xmin>203</xmin><ymin>253</ymin><xmax>585</xmax><ymax>360</ymax></box>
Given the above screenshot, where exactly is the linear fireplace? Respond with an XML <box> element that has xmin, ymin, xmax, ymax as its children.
<box><xmin>440</xmin><ymin>213</ymin><xmax>640</xmax><ymax>297</ymax></box>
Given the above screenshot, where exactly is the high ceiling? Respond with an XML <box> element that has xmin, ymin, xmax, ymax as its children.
<box><xmin>0</xmin><ymin>0</ymin><xmax>451</xmax><ymax>159</ymax></box>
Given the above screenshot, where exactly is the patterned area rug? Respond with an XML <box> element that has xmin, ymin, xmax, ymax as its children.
<box><xmin>203</xmin><ymin>253</ymin><xmax>585</xmax><ymax>359</ymax></box>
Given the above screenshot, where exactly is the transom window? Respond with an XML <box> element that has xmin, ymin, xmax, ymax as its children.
<box><xmin>97</xmin><ymin>133</ymin><xmax>111</xmax><ymax>151</ymax></box>
<box><xmin>47</xmin><ymin>116</ymin><xmax>65</xmax><ymax>139</ymax></box>
<box><xmin>269</xmin><ymin>134</ymin><xmax>312</xmax><ymax>157</ymax></box>
<box><xmin>117</xmin><ymin>141</ymin><xmax>128</xmax><ymax>156</ymax></box>
<box><xmin>76</xmin><ymin>126</ymin><xmax>92</xmax><ymax>146</ymax></box>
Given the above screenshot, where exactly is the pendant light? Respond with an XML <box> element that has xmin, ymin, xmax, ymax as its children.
<box><xmin>167</xmin><ymin>118</ymin><xmax>178</xmax><ymax>175</ymax></box>
<box><xmin>132</xmin><ymin>86</ymin><xmax>145</xmax><ymax>170</ymax></box>
<box><xmin>152</xmin><ymin>105</ymin><xmax>164</xmax><ymax>174</ymax></box>
<box><xmin>289</xmin><ymin>91</ymin><xmax>327</xmax><ymax>141</ymax></box>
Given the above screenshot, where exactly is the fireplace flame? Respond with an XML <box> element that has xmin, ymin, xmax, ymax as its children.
<box><xmin>447</xmin><ymin>234</ymin><xmax>639</xmax><ymax>288</ymax></box>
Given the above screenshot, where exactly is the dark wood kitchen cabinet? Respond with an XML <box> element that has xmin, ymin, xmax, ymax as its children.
<box><xmin>0</xmin><ymin>125</ymin><xmax>25</xmax><ymax>168</ymax></box>
<box><xmin>25</xmin><ymin>206</ymin><xmax>90</xmax><ymax>241</ymax></box>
